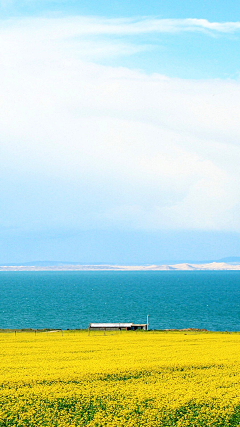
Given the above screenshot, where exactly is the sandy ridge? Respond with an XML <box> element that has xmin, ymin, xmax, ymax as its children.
<box><xmin>0</xmin><ymin>262</ymin><xmax>240</xmax><ymax>271</ymax></box>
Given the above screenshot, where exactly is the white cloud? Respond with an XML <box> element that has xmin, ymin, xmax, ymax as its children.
<box><xmin>1</xmin><ymin>15</ymin><xmax>240</xmax><ymax>40</ymax></box>
<box><xmin>1</xmin><ymin>16</ymin><xmax>240</xmax><ymax>232</ymax></box>
<box><xmin>2</xmin><ymin>16</ymin><xmax>240</xmax><ymax>38</ymax></box>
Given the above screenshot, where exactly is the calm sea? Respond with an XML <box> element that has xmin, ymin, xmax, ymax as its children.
<box><xmin>0</xmin><ymin>271</ymin><xmax>240</xmax><ymax>331</ymax></box>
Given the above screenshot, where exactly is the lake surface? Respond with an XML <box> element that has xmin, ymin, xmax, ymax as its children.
<box><xmin>0</xmin><ymin>271</ymin><xmax>240</xmax><ymax>331</ymax></box>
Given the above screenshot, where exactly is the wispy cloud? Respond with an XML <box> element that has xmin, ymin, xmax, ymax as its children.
<box><xmin>2</xmin><ymin>16</ymin><xmax>240</xmax><ymax>37</ymax></box>
<box><xmin>1</xmin><ymin>15</ymin><xmax>239</xmax><ymax>66</ymax></box>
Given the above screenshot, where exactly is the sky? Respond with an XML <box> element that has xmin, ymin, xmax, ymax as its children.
<box><xmin>1</xmin><ymin>0</ymin><xmax>240</xmax><ymax>263</ymax></box>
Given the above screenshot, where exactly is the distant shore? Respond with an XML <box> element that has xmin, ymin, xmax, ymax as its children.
<box><xmin>1</xmin><ymin>262</ymin><xmax>240</xmax><ymax>271</ymax></box>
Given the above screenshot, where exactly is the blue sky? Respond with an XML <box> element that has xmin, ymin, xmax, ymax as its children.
<box><xmin>1</xmin><ymin>0</ymin><xmax>240</xmax><ymax>21</ymax></box>
<box><xmin>1</xmin><ymin>0</ymin><xmax>240</xmax><ymax>263</ymax></box>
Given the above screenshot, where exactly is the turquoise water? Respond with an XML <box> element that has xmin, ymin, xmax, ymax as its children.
<box><xmin>0</xmin><ymin>271</ymin><xmax>240</xmax><ymax>331</ymax></box>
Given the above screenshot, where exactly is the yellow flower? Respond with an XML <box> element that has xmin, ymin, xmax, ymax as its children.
<box><xmin>0</xmin><ymin>330</ymin><xmax>240</xmax><ymax>425</ymax></box>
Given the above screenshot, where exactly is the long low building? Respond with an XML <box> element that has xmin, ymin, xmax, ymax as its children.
<box><xmin>89</xmin><ymin>323</ymin><xmax>147</xmax><ymax>331</ymax></box>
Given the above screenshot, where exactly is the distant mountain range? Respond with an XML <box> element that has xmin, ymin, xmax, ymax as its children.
<box><xmin>2</xmin><ymin>257</ymin><xmax>240</xmax><ymax>267</ymax></box>
<box><xmin>1</xmin><ymin>260</ymin><xmax>240</xmax><ymax>271</ymax></box>
<box><xmin>217</xmin><ymin>257</ymin><xmax>240</xmax><ymax>263</ymax></box>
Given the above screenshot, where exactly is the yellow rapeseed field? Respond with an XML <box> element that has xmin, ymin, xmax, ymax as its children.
<box><xmin>1</xmin><ymin>330</ymin><xmax>240</xmax><ymax>426</ymax></box>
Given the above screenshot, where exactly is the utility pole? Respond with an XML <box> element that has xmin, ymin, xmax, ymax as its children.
<box><xmin>147</xmin><ymin>314</ymin><xmax>149</xmax><ymax>331</ymax></box>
